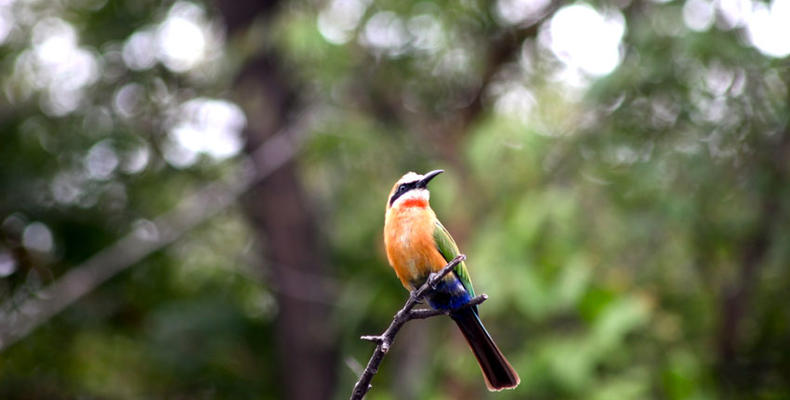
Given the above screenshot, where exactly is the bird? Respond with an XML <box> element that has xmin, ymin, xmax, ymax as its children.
<box><xmin>383</xmin><ymin>169</ymin><xmax>520</xmax><ymax>391</ymax></box>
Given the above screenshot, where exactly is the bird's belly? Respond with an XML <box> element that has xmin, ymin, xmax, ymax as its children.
<box><xmin>392</xmin><ymin>235</ymin><xmax>471</xmax><ymax>310</ymax></box>
<box><xmin>390</xmin><ymin>235</ymin><xmax>434</xmax><ymax>285</ymax></box>
<box><xmin>386</xmin><ymin>228</ymin><xmax>443</xmax><ymax>289</ymax></box>
<box><xmin>385</xmin><ymin>206</ymin><xmax>449</xmax><ymax>290</ymax></box>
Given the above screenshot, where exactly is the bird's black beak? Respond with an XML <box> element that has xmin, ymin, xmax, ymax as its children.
<box><xmin>417</xmin><ymin>169</ymin><xmax>443</xmax><ymax>189</ymax></box>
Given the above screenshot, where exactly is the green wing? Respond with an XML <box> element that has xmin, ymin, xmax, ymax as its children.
<box><xmin>432</xmin><ymin>219</ymin><xmax>476</xmax><ymax>298</ymax></box>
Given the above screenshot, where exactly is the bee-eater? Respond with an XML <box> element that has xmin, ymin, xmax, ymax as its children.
<box><xmin>383</xmin><ymin>169</ymin><xmax>520</xmax><ymax>391</ymax></box>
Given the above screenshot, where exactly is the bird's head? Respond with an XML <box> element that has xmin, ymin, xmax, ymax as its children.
<box><xmin>387</xmin><ymin>169</ymin><xmax>443</xmax><ymax>210</ymax></box>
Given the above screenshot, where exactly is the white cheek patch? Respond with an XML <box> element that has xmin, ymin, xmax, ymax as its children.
<box><xmin>392</xmin><ymin>189</ymin><xmax>430</xmax><ymax>208</ymax></box>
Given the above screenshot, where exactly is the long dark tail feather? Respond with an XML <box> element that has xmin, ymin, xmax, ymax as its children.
<box><xmin>450</xmin><ymin>308</ymin><xmax>520</xmax><ymax>391</ymax></box>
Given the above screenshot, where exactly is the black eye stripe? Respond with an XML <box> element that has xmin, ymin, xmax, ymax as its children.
<box><xmin>389</xmin><ymin>180</ymin><xmax>419</xmax><ymax>206</ymax></box>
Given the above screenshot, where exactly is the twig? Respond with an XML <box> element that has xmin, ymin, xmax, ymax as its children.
<box><xmin>407</xmin><ymin>294</ymin><xmax>487</xmax><ymax>320</ymax></box>
<box><xmin>349</xmin><ymin>254</ymin><xmax>489</xmax><ymax>400</ymax></box>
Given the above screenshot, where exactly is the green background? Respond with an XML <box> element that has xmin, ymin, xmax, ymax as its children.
<box><xmin>0</xmin><ymin>0</ymin><xmax>788</xmax><ymax>399</ymax></box>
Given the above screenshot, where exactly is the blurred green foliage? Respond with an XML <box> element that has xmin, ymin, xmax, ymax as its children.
<box><xmin>1</xmin><ymin>0</ymin><xmax>789</xmax><ymax>399</ymax></box>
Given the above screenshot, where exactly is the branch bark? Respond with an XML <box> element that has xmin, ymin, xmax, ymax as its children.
<box><xmin>349</xmin><ymin>254</ymin><xmax>488</xmax><ymax>400</ymax></box>
<box><xmin>0</xmin><ymin>124</ymin><xmax>306</xmax><ymax>350</ymax></box>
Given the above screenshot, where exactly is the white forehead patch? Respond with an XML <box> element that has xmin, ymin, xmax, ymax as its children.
<box><xmin>397</xmin><ymin>171</ymin><xmax>423</xmax><ymax>185</ymax></box>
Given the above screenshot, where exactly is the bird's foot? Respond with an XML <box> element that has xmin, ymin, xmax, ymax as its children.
<box><xmin>427</xmin><ymin>272</ymin><xmax>440</xmax><ymax>289</ymax></box>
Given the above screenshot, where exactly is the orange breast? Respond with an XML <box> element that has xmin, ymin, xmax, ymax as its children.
<box><xmin>384</xmin><ymin>206</ymin><xmax>447</xmax><ymax>290</ymax></box>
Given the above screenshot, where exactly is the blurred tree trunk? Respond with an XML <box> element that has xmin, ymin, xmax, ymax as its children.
<box><xmin>717</xmin><ymin>124</ymin><xmax>789</xmax><ymax>384</ymax></box>
<box><xmin>216</xmin><ymin>2</ymin><xmax>337</xmax><ymax>399</ymax></box>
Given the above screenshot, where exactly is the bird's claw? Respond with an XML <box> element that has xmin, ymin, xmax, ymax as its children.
<box><xmin>428</xmin><ymin>272</ymin><xmax>440</xmax><ymax>289</ymax></box>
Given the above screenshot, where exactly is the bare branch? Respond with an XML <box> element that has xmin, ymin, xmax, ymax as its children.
<box><xmin>349</xmin><ymin>255</ymin><xmax>490</xmax><ymax>400</ymax></box>
<box><xmin>408</xmin><ymin>294</ymin><xmax>488</xmax><ymax>320</ymax></box>
<box><xmin>0</xmin><ymin>109</ymin><xmax>318</xmax><ymax>351</ymax></box>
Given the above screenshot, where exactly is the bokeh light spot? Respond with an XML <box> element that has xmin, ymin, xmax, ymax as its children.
<box><xmin>85</xmin><ymin>140</ymin><xmax>119</xmax><ymax>181</ymax></box>
<box><xmin>547</xmin><ymin>4</ymin><xmax>625</xmax><ymax>78</ymax></box>
<box><xmin>494</xmin><ymin>0</ymin><xmax>551</xmax><ymax>26</ymax></box>
<box><xmin>27</xmin><ymin>17</ymin><xmax>99</xmax><ymax>116</ymax></box>
<box><xmin>683</xmin><ymin>0</ymin><xmax>715</xmax><ymax>31</ymax></box>
<box><xmin>22</xmin><ymin>222</ymin><xmax>54</xmax><ymax>254</ymax></box>
<box><xmin>122</xmin><ymin>28</ymin><xmax>157</xmax><ymax>71</ymax></box>
<box><xmin>0</xmin><ymin>251</ymin><xmax>16</xmax><ymax>277</ymax></box>
<box><xmin>165</xmin><ymin>98</ymin><xmax>246</xmax><ymax>168</ymax></box>
<box><xmin>317</xmin><ymin>0</ymin><xmax>370</xmax><ymax>45</ymax></box>
<box><xmin>157</xmin><ymin>2</ymin><xmax>207</xmax><ymax>72</ymax></box>
<box><xmin>360</xmin><ymin>11</ymin><xmax>410</xmax><ymax>56</ymax></box>
<box><xmin>747</xmin><ymin>0</ymin><xmax>790</xmax><ymax>58</ymax></box>
<box><xmin>113</xmin><ymin>83</ymin><xmax>144</xmax><ymax>118</ymax></box>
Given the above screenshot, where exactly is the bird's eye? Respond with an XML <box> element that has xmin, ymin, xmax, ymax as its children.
<box><xmin>398</xmin><ymin>184</ymin><xmax>407</xmax><ymax>193</ymax></box>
